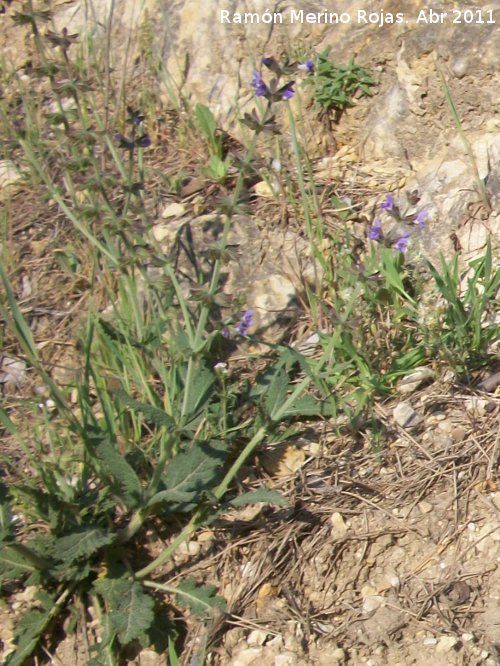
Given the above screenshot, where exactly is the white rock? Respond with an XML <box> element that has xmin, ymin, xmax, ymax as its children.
<box><xmin>0</xmin><ymin>160</ymin><xmax>23</xmax><ymax>192</ymax></box>
<box><xmin>274</xmin><ymin>654</ymin><xmax>298</xmax><ymax>666</ymax></box>
<box><xmin>436</xmin><ymin>635</ymin><xmax>458</xmax><ymax>653</ymax></box>
<box><xmin>330</xmin><ymin>648</ymin><xmax>346</xmax><ymax>663</ymax></box>
<box><xmin>330</xmin><ymin>512</ymin><xmax>348</xmax><ymax>536</ymax></box>
<box><xmin>397</xmin><ymin>367</ymin><xmax>435</xmax><ymax>394</ymax></box>
<box><xmin>247</xmin><ymin>630</ymin><xmax>268</xmax><ymax>646</ymax></box>
<box><xmin>231</xmin><ymin>647</ymin><xmax>263</xmax><ymax>666</ymax></box>
<box><xmin>393</xmin><ymin>402</ymin><xmax>422</xmax><ymax>428</ymax></box>
<box><xmin>176</xmin><ymin>540</ymin><xmax>201</xmax><ymax>556</ymax></box>
<box><xmin>161</xmin><ymin>202</ymin><xmax>186</xmax><ymax>219</ymax></box>
<box><xmin>0</xmin><ymin>356</ymin><xmax>27</xmax><ymax>389</ymax></box>
<box><xmin>423</xmin><ymin>637</ymin><xmax>437</xmax><ymax>646</ymax></box>
<box><xmin>418</xmin><ymin>501</ymin><xmax>433</xmax><ymax>514</ymax></box>
<box><xmin>465</xmin><ymin>397</ymin><xmax>489</xmax><ymax>417</ymax></box>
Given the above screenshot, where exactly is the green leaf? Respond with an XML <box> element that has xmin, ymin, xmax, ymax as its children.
<box><xmin>5</xmin><ymin>604</ymin><xmax>53</xmax><ymax>666</ymax></box>
<box><xmin>181</xmin><ymin>362</ymin><xmax>215</xmax><ymax>427</ymax></box>
<box><xmin>87</xmin><ymin>428</ymin><xmax>142</xmax><ymax>509</ymax></box>
<box><xmin>55</xmin><ymin>528</ymin><xmax>114</xmax><ymax>563</ymax></box>
<box><xmin>278</xmin><ymin>394</ymin><xmax>336</xmax><ymax>418</ymax></box>
<box><xmin>227</xmin><ymin>489</ymin><xmax>288</xmax><ymax>508</ymax></box>
<box><xmin>168</xmin><ymin>638</ymin><xmax>181</xmax><ymax>666</ymax></box>
<box><xmin>0</xmin><ymin>480</ymin><xmax>13</xmax><ymax>538</ymax></box>
<box><xmin>195</xmin><ymin>103</ymin><xmax>217</xmax><ymax>143</ymax></box>
<box><xmin>146</xmin><ymin>440</ymin><xmax>227</xmax><ymax>512</ymax></box>
<box><xmin>0</xmin><ymin>545</ymin><xmax>38</xmax><ymax>580</ymax></box>
<box><xmin>265</xmin><ymin>368</ymin><xmax>289</xmax><ymax>420</ymax></box>
<box><xmin>94</xmin><ymin>576</ymin><xmax>155</xmax><ymax>645</ymax></box>
<box><xmin>175</xmin><ymin>578</ymin><xmax>226</xmax><ymax>618</ymax></box>
<box><xmin>115</xmin><ymin>389</ymin><xmax>175</xmax><ymax>428</ymax></box>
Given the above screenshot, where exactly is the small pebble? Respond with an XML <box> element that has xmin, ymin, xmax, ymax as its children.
<box><xmin>423</xmin><ymin>637</ymin><xmax>437</xmax><ymax>646</ymax></box>
<box><xmin>393</xmin><ymin>402</ymin><xmax>422</xmax><ymax>428</ymax></box>
<box><xmin>436</xmin><ymin>636</ymin><xmax>458</xmax><ymax>653</ymax></box>
<box><xmin>247</xmin><ymin>630</ymin><xmax>268</xmax><ymax>646</ymax></box>
<box><xmin>330</xmin><ymin>512</ymin><xmax>348</xmax><ymax>536</ymax></box>
<box><xmin>161</xmin><ymin>202</ymin><xmax>186</xmax><ymax>218</ymax></box>
<box><xmin>418</xmin><ymin>501</ymin><xmax>433</xmax><ymax>514</ymax></box>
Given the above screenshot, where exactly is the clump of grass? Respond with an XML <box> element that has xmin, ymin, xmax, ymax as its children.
<box><xmin>0</xmin><ymin>14</ymin><xmax>498</xmax><ymax>666</ymax></box>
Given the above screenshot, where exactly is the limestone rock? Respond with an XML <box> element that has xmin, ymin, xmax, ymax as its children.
<box><xmin>0</xmin><ymin>161</ymin><xmax>24</xmax><ymax>201</ymax></box>
<box><xmin>151</xmin><ymin>213</ymin><xmax>319</xmax><ymax>342</ymax></box>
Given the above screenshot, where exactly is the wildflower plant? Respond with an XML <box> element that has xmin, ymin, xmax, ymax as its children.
<box><xmin>0</xmin><ymin>22</ymin><xmax>341</xmax><ymax>664</ymax></box>
<box><xmin>304</xmin><ymin>47</ymin><xmax>376</xmax><ymax>122</ymax></box>
<box><xmin>368</xmin><ymin>193</ymin><xmax>428</xmax><ymax>253</ymax></box>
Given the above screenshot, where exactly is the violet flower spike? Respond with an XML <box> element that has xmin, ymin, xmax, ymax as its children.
<box><xmin>415</xmin><ymin>210</ymin><xmax>427</xmax><ymax>229</ymax></box>
<box><xmin>368</xmin><ymin>218</ymin><xmax>382</xmax><ymax>241</ymax></box>
<box><xmin>380</xmin><ymin>194</ymin><xmax>395</xmax><ymax>211</ymax></box>
<box><xmin>298</xmin><ymin>59</ymin><xmax>315</xmax><ymax>73</ymax></box>
<box><xmin>251</xmin><ymin>70</ymin><xmax>268</xmax><ymax>97</ymax></box>
<box><xmin>235</xmin><ymin>309</ymin><xmax>254</xmax><ymax>336</ymax></box>
<box><xmin>281</xmin><ymin>81</ymin><xmax>295</xmax><ymax>100</ymax></box>
<box><xmin>394</xmin><ymin>233</ymin><xmax>411</xmax><ymax>253</ymax></box>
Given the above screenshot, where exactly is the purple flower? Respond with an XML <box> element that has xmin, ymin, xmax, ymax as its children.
<box><xmin>251</xmin><ymin>70</ymin><xmax>268</xmax><ymax>97</ymax></box>
<box><xmin>414</xmin><ymin>210</ymin><xmax>427</xmax><ymax>229</ymax></box>
<box><xmin>221</xmin><ymin>327</ymin><xmax>230</xmax><ymax>339</ymax></box>
<box><xmin>298</xmin><ymin>59</ymin><xmax>315</xmax><ymax>73</ymax></box>
<box><xmin>280</xmin><ymin>81</ymin><xmax>295</xmax><ymax>100</ymax></box>
<box><xmin>127</xmin><ymin>106</ymin><xmax>145</xmax><ymax>125</ymax></box>
<box><xmin>235</xmin><ymin>309</ymin><xmax>254</xmax><ymax>336</ymax></box>
<box><xmin>380</xmin><ymin>194</ymin><xmax>395</xmax><ymax>211</ymax></box>
<box><xmin>136</xmin><ymin>134</ymin><xmax>151</xmax><ymax>148</ymax></box>
<box><xmin>393</xmin><ymin>233</ymin><xmax>411</xmax><ymax>253</ymax></box>
<box><xmin>114</xmin><ymin>132</ymin><xmax>151</xmax><ymax>150</ymax></box>
<box><xmin>368</xmin><ymin>218</ymin><xmax>382</xmax><ymax>241</ymax></box>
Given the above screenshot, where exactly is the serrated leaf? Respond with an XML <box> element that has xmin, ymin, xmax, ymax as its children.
<box><xmin>146</xmin><ymin>440</ymin><xmax>227</xmax><ymax>512</ymax></box>
<box><xmin>87</xmin><ymin>430</ymin><xmax>142</xmax><ymax>509</ymax></box>
<box><xmin>227</xmin><ymin>489</ymin><xmax>288</xmax><ymax>508</ymax></box>
<box><xmin>94</xmin><ymin>576</ymin><xmax>155</xmax><ymax>645</ymax></box>
<box><xmin>115</xmin><ymin>389</ymin><xmax>175</xmax><ymax>428</ymax></box>
<box><xmin>265</xmin><ymin>368</ymin><xmax>289</xmax><ymax>420</ymax></box>
<box><xmin>4</xmin><ymin>605</ymin><xmax>53</xmax><ymax>666</ymax></box>
<box><xmin>55</xmin><ymin>528</ymin><xmax>114</xmax><ymax>563</ymax></box>
<box><xmin>181</xmin><ymin>362</ymin><xmax>215</xmax><ymax>427</ymax></box>
<box><xmin>0</xmin><ymin>545</ymin><xmax>38</xmax><ymax>580</ymax></box>
<box><xmin>175</xmin><ymin>578</ymin><xmax>226</xmax><ymax>618</ymax></box>
<box><xmin>279</xmin><ymin>394</ymin><xmax>336</xmax><ymax>418</ymax></box>
<box><xmin>112</xmin><ymin>583</ymin><xmax>154</xmax><ymax>645</ymax></box>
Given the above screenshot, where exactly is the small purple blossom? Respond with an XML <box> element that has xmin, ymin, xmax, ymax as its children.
<box><xmin>251</xmin><ymin>70</ymin><xmax>268</xmax><ymax>97</ymax></box>
<box><xmin>235</xmin><ymin>309</ymin><xmax>254</xmax><ymax>336</ymax></box>
<box><xmin>221</xmin><ymin>327</ymin><xmax>230</xmax><ymax>339</ymax></box>
<box><xmin>414</xmin><ymin>210</ymin><xmax>427</xmax><ymax>229</ymax></box>
<box><xmin>393</xmin><ymin>233</ymin><xmax>411</xmax><ymax>253</ymax></box>
<box><xmin>298</xmin><ymin>59</ymin><xmax>315</xmax><ymax>73</ymax></box>
<box><xmin>135</xmin><ymin>134</ymin><xmax>151</xmax><ymax>148</ymax></box>
<box><xmin>114</xmin><ymin>132</ymin><xmax>151</xmax><ymax>150</ymax></box>
<box><xmin>127</xmin><ymin>106</ymin><xmax>145</xmax><ymax>125</ymax></box>
<box><xmin>380</xmin><ymin>194</ymin><xmax>395</xmax><ymax>211</ymax></box>
<box><xmin>368</xmin><ymin>218</ymin><xmax>382</xmax><ymax>241</ymax></box>
<box><xmin>280</xmin><ymin>81</ymin><xmax>295</xmax><ymax>100</ymax></box>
